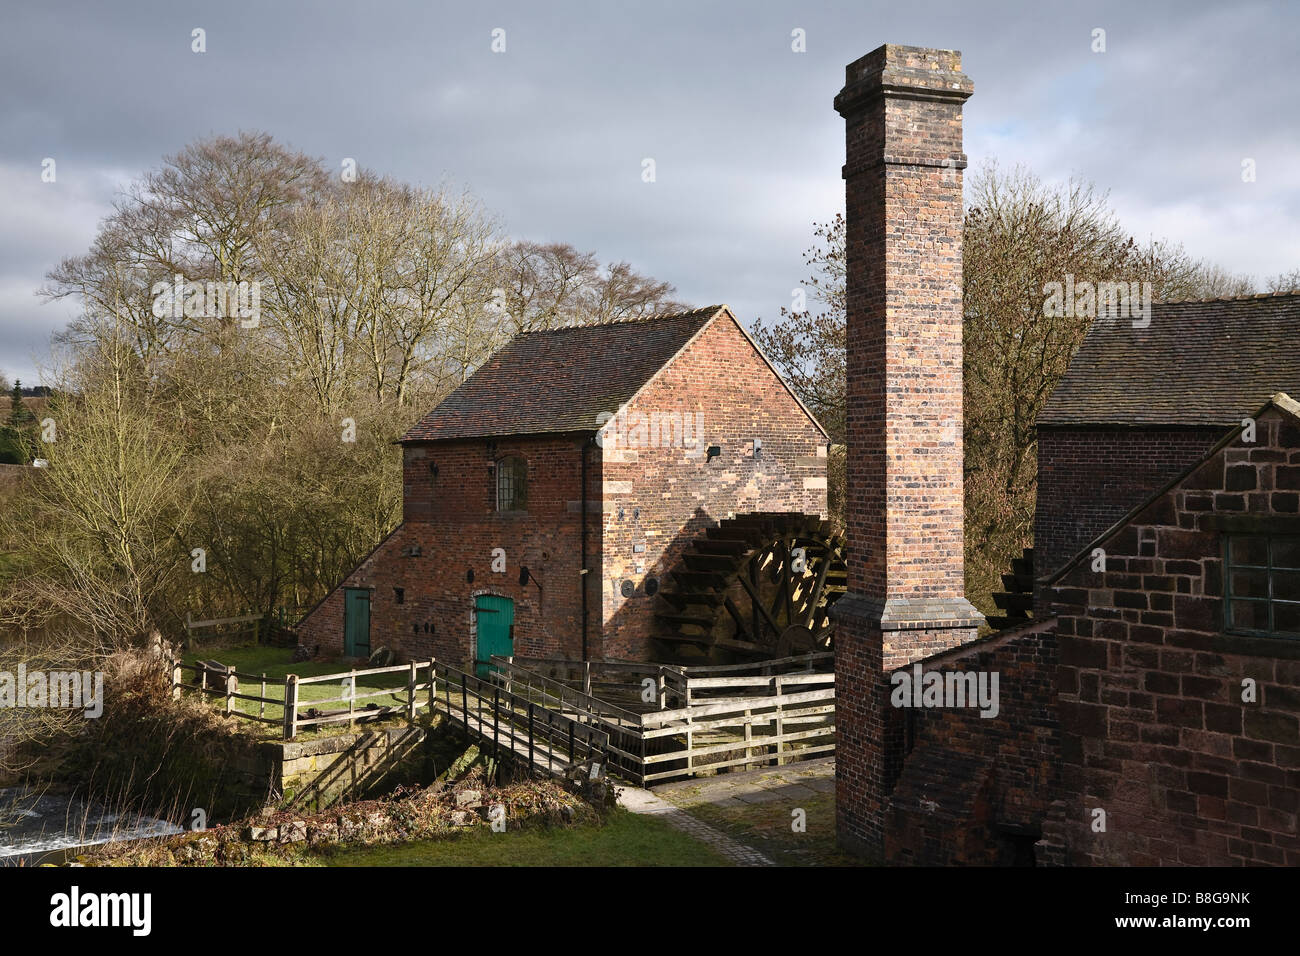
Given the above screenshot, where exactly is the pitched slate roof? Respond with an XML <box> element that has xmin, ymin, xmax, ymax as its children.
<box><xmin>401</xmin><ymin>306</ymin><xmax>726</xmax><ymax>442</ymax></box>
<box><xmin>1039</xmin><ymin>292</ymin><xmax>1300</xmax><ymax>427</ymax></box>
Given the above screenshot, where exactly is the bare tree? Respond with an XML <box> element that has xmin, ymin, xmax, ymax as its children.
<box><xmin>753</xmin><ymin>161</ymin><xmax>1278</xmax><ymax>614</ymax></box>
<box><xmin>10</xmin><ymin>131</ymin><xmax>686</xmax><ymax>644</ymax></box>
<box><xmin>495</xmin><ymin>240</ymin><xmax>686</xmax><ymax>332</ymax></box>
<box><xmin>751</xmin><ymin>216</ymin><xmax>846</xmax><ymax>444</ymax></box>
<box><xmin>0</xmin><ymin>323</ymin><xmax>190</xmax><ymax>643</ymax></box>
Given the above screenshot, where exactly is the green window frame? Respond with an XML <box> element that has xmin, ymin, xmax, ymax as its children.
<box><xmin>1223</xmin><ymin>533</ymin><xmax>1300</xmax><ymax>638</ymax></box>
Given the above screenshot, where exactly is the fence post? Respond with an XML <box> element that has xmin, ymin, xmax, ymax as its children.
<box><xmin>773</xmin><ymin>676</ymin><xmax>784</xmax><ymax>767</ymax></box>
<box><xmin>583</xmin><ymin>660</ymin><xmax>592</xmax><ymax>698</ymax></box>
<box><xmin>198</xmin><ymin>664</ymin><xmax>208</xmax><ymax>699</ymax></box>
<box><xmin>657</xmin><ymin>666</ymin><xmax>667</xmax><ymax>711</ymax></box>
<box><xmin>743</xmin><ymin>707</ymin><xmax>753</xmax><ymax>771</ymax></box>
<box><xmin>260</xmin><ymin>673</ymin><xmax>266</xmax><ymax>721</ymax></box>
<box><xmin>639</xmin><ymin>725</ymin><xmax>647</xmax><ymax>787</ymax></box>
<box><xmin>348</xmin><ymin>669</ymin><xmax>356</xmax><ymax>731</ymax></box>
<box><xmin>407</xmin><ymin>660</ymin><xmax>417</xmax><ymax>725</ymax></box>
<box><xmin>283</xmin><ymin>674</ymin><xmax>299</xmax><ymax>740</ymax></box>
<box><xmin>171</xmin><ymin>659</ymin><xmax>182</xmax><ymax>700</ymax></box>
<box><xmin>428</xmin><ymin>659</ymin><xmax>437</xmax><ymax>715</ymax></box>
<box><xmin>527</xmin><ymin>703</ymin><xmax>535</xmax><ymax>777</ymax></box>
<box><xmin>684</xmin><ymin>682</ymin><xmax>694</xmax><ymax>773</ymax></box>
<box><xmin>504</xmin><ymin>656</ymin><xmax>512</xmax><ymax>696</ymax></box>
<box><xmin>225</xmin><ymin>672</ymin><xmax>235</xmax><ymax>715</ymax></box>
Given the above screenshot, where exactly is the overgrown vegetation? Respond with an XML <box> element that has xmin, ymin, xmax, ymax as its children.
<box><xmin>319</xmin><ymin>808</ymin><xmax>732</xmax><ymax>867</ymax></box>
<box><xmin>81</xmin><ymin>772</ymin><xmax>616</xmax><ymax>867</ymax></box>
<box><xmin>47</xmin><ymin>647</ymin><xmax>268</xmax><ymax>822</ymax></box>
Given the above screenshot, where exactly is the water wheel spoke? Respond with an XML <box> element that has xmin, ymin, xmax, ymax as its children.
<box><xmin>803</xmin><ymin>552</ymin><xmax>832</xmax><ymax>628</ymax></box>
<box><xmin>781</xmin><ymin>538</ymin><xmax>794</xmax><ymax>626</ymax></box>
<box><xmin>737</xmin><ymin>570</ymin><xmax>783</xmax><ymax>638</ymax></box>
<box><xmin>654</xmin><ymin>512</ymin><xmax>845</xmax><ymax>664</ymax></box>
<box><xmin>722</xmin><ymin>596</ymin><xmax>750</xmax><ymax>640</ymax></box>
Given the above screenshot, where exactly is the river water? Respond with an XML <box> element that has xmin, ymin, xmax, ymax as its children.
<box><xmin>0</xmin><ymin>788</ymin><xmax>183</xmax><ymax>866</ymax></box>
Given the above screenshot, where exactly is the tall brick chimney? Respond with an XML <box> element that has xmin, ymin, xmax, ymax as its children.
<box><xmin>831</xmin><ymin>45</ymin><xmax>983</xmax><ymax>857</ymax></box>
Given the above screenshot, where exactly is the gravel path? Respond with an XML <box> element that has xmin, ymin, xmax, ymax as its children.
<box><xmin>618</xmin><ymin>786</ymin><xmax>775</xmax><ymax>867</ymax></box>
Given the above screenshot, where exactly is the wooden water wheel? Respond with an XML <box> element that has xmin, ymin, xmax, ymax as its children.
<box><xmin>653</xmin><ymin>512</ymin><xmax>848</xmax><ymax>664</ymax></box>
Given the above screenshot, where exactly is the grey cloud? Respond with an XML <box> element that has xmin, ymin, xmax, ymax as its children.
<box><xmin>0</xmin><ymin>0</ymin><xmax>1295</xmax><ymax>383</ymax></box>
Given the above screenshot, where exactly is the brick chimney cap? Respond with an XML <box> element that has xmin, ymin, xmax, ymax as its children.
<box><xmin>837</xmin><ymin>43</ymin><xmax>972</xmax><ymax>115</ymax></box>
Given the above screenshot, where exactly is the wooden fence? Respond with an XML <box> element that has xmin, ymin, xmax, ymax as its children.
<box><xmin>171</xmin><ymin>660</ymin><xmax>283</xmax><ymax>728</ymax></box>
<box><xmin>183</xmin><ymin>607</ymin><xmax>303</xmax><ymax>647</ymax></box>
<box><xmin>171</xmin><ymin>659</ymin><xmax>609</xmax><ymax>780</ymax></box>
<box><xmin>436</xmin><ymin>664</ymin><xmax>609</xmax><ymax>779</ymax></box>
<box><xmin>173</xmin><ymin>651</ymin><xmax>831</xmax><ymax>784</ymax></box>
<box><xmin>500</xmin><ymin>655</ymin><xmax>689</xmax><ymax>710</ymax></box>
<box><xmin>286</xmin><ymin>661</ymin><xmax>434</xmax><ymax>737</ymax></box>
<box><xmin>488</xmin><ymin>653</ymin><xmax>834</xmax><ymax>786</ymax></box>
<box><xmin>172</xmin><ymin>659</ymin><xmax>433</xmax><ymax>738</ymax></box>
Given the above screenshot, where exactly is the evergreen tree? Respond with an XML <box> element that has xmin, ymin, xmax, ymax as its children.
<box><xmin>8</xmin><ymin>379</ymin><xmax>26</xmax><ymax>428</ymax></box>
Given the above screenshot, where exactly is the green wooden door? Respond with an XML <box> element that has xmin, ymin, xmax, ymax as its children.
<box><xmin>474</xmin><ymin>595</ymin><xmax>514</xmax><ymax>677</ymax></box>
<box><xmin>344</xmin><ymin>588</ymin><xmax>371</xmax><ymax>658</ymax></box>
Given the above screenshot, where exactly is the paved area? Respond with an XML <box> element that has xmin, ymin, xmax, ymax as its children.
<box><xmin>618</xmin><ymin>786</ymin><xmax>775</xmax><ymax>866</ymax></box>
<box><xmin>618</xmin><ymin>758</ymin><xmax>836</xmax><ymax>866</ymax></box>
<box><xmin>652</xmin><ymin>756</ymin><xmax>836</xmax><ymax>810</ymax></box>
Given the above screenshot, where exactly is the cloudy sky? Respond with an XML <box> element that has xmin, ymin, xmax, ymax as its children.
<box><xmin>0</xmin><ymin>0</ymin><xmax>1296</xmax><ymax>385</ymax></box>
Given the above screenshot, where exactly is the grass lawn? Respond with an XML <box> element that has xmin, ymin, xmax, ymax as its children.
<box><xmin>309</xmin><ymin>809</ymin><xmax>733</xmax><ymax>867</ymax></box>
<box><xmin>665</xmin><ymin>787</ymin><xmax>862</xmax><ymax>867</ymax></box>
<box><xmin>182</xmin><ymin>643</ymin><xmax>416</xmax><ymax>736</ymax></box>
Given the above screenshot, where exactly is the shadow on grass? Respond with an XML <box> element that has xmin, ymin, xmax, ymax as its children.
<box><xmin>312</xmin><ymin>809</ymin><xmax>734</xmax><ymax>867</ymax></box>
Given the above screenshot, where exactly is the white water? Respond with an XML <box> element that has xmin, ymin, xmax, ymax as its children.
<box><xmin>0</xmin><ymin>788</ymin><xmax>183</xmax><ymax>865</ymax></box>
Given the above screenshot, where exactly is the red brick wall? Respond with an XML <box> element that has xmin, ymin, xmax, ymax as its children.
<box><xmin>883</xmin><ymin>622</ymin><xmax>1060</xmax><ymax>865</ymax></box>
<box><xmin>599</xmin><ymin>313</ymin><xmax>827</xmax><ymax>660</ymax></box>
<box><xmin>1045</xmin><ymin>407</ymin><xmax>1300</xmax><ymax>865</ymax></box>
<box><xmin>297</xmin><ymin>315</ymin><xmax>831</xmax><ymax>667</ymax></box>
<box><xmin>833</xmin><ymin>600</ymin><xmax>889</xmax><ymax>857</ymax></box>
<box><xmin>297</xmin><ymin>434</ymin><xmax>601</xmax><ymax>667</ymax></box>
<box><xmin>833</xmin><ymin>44</ymin><xmax>982</xmax><ymax>859</ymax></box>
<box><xmin>1034</xmin><ymin>426</ymin><xmax>1219</xmax><ymax>607</ymax></box>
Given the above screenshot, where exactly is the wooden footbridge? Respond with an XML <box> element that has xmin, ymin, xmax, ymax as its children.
<box><xmin>174</xmin><ymin>652</ymin><xmax>833</xmax><ymax>786</ymax></box>
<box><xmin>173</xmin><ymin>658</ymin><xmax>609</xmax><ymax>781</ymax></box>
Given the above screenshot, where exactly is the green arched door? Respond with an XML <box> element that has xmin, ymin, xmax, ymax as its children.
<box><xmin>474</xmin><ymin>595</ymin><xmax>514</xmax><ymax>677</ymax></box>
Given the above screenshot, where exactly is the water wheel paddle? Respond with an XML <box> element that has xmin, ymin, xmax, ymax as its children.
<box><xmin>653</xmin><ymin>512</ymin><xmax>847</xmax><ymax>665</ymax></box>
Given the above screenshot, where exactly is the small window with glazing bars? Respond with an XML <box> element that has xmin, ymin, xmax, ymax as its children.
<box><xmin>495</xmin><ymin>456</ymin><xmax>527</xmax><ymax>512</ymax></box>
<box><xmin>1224</xmin><ymin>534</ymin><xmax>1300</xmax><ymax>638</ymax></box>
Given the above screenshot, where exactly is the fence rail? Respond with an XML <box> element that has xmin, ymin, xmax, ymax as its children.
<box><xmin>438</xmin><ymin>664</ymin><xmax>609</xmax><ymax>779</ymax></box>
<box><xmin>171</xmin><ymin>657</ymin><xmax>610</xmax><ymax>780</ymax></box>
<box><xmin>489</xmin><ymin>653</ymin><xmax>834</xmax><ymax>786</ymax></box>
<box><xmin>172</xmin><ymin>650</ymin><xmax>832</xmax><ymax>785</ymax></box>
<box><xmin>183</xmin><ymin>607</ymin><xmax>302</xmax><ymax>647</ymax></box>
